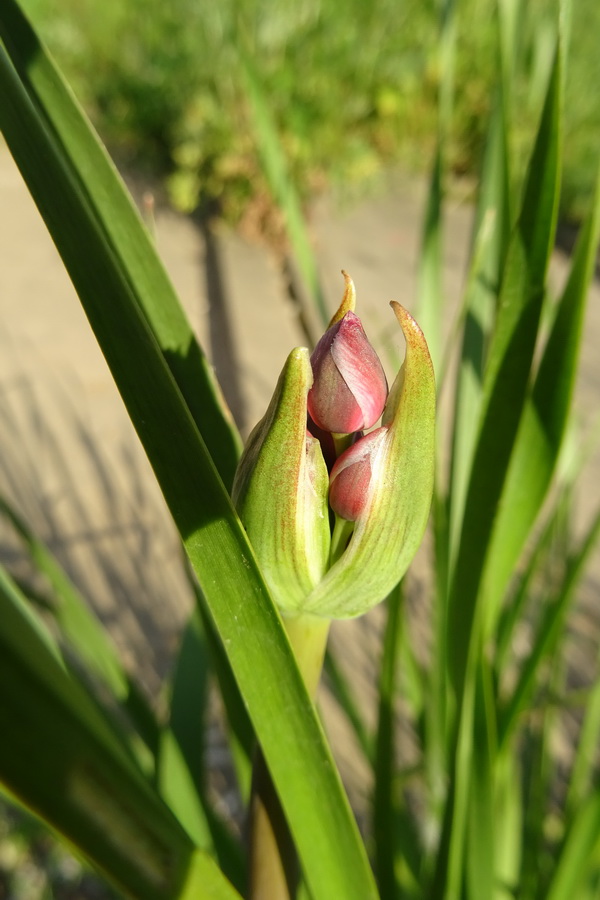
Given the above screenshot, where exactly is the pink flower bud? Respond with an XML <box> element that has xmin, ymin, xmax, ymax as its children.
<box><xmin>329</xmin><ymin>427</ymin><xmax>388</xmax><ymax>521</ymax></box>
<box><xmin>307</xmin><ymin>311</ymin><xmax>388</xmax><ymax>435</ymax></box>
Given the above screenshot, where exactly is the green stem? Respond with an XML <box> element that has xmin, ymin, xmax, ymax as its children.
<box><xmin>284</xmin><ymin>614</ymin><xmax>330</xmax><ymax>698</ymax></box>
<box><xmin>248</xmin><ymin>614</ymin><xmax>330</xmax><ymax>900</ymax></box>
<box><xmin>330</xmin><ymin>515</ymin><xmax>355</xmax><ymax>567</ymax></box>
<box><xmin>332</xmin><ymin>432</ymin><xmax>353</xmax><ymax>458</ymax></box>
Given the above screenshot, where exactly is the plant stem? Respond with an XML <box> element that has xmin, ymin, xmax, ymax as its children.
<box><xmin>332</xmin><ymin>432</ymin><xmax>353</xmax><ymax>458</ymax></box>
<box><xmin>330</xmin><ymin>515</ymin><xmax>355</xmax><ymax>567</ymax></box>
<box><xmin>284</xmin><ymin>614</ymin><xmax>331</xmax><ymax>698</ymax></box>
<box><xmin>248</xmin><ymin>614</ymin><xmax>330</xmax><ymax>900</ymax></box>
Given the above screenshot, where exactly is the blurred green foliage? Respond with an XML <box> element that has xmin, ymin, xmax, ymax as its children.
<box><xmin>0</xmin><ymin>798</ymin><xmax>117</xmax><ymax>899</ymax></box>
<box><xmin>19</xmin><ymin>0</ymin><xmax>600</xmax><ymax>225</ymax></box>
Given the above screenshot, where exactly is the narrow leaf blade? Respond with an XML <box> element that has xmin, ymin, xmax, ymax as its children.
<box><xmin>0</xmin><ymin>565</ymin><xmax>216</xmax><ymax>899</ymax></box>
<box><xmin>447</xmin><ymin>46</ymin><xmax>562</xmax><ymax>696</ymax></box>
<box><xmin>0</xmin><ymin>0</ymin><xmax>242</xmax><ymax>487</ymax></box>
<box><xmin>0</xmin><ymin>37</ymin><xmax>379</xmax><ymax>900</ymax></box>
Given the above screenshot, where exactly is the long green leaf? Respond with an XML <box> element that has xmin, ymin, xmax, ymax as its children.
<box><xmin>0</xmin><ymin>493</ymin><xmax>242</xmax><ymax>859</ymax></box>
<box><xmin>417</xmin><ymin>145</ymin><xmax>444</xmax><ymax>380</ymax></box>
<box><xmin>0</xmin><ymin>565</ymin><xmax>240</xmax><ymax>900</ymax></box>
<box><xmin>447</xmin><ymin>45</ymin><xmax>562</xmax><ymax>697</ymax></box>
<box><xmin>161</xmin><ymin>595</ymin><xmax>247</xmax><ymax>890</ymax></box>
<box><xmin>163</xmin><ymin>605</ymin><xmax>211</xmax><ymax>802</ymax></box>
<box><xmin>0</xmin><ymin>0</ymin><xmax>242</xmax><ymax>489</ymax></box>
<box><xmin>0</xmin><ymin>37</ymin><xmax>379</xmax><ymax>900</ymax></box>
<box><xmin>493</xmin><ymin>494</ymin><xmax>561</xmax><ymax>676</ymax></box>
<box><xmin>193</xmin><ymin>582</ymin><xmax>255</xmax><ymax>801</ymax></box>
<box><xmin>493</xmin><ymin>749</ymin><xmax>522</xmax><ymax>900</ymax></box>
<box><xmin>157</xmin><ymin>605</ymin><xmax>223</xmax><ymax>862</ymax></box>
<box><xmin>479</xmin><ymin>164</ymin><xmax>600</xmax><ymax>636</ymax></box>
<box><xmin>447</xmin><ymin>73</ymin><xmax>511</xmax><ymax>572</ymax></box>
<box><xmin>465</xmin><ymin>658</ymin><xmax>496</xmax><ymax>900</ymax></box>
<box><xmin>518</xmin><ymin>664</ymin><xmax>560</xmax><ymax>897</ymax></box>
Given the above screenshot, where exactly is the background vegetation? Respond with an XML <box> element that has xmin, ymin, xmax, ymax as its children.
<box><xmin>20</xmin><ymin>0</ymin><xmax>600</xmax><ymax>228</ymax></box>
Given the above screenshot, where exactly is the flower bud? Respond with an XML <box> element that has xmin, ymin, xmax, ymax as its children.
<box><xmin>307</xmin><ymin>311</ymin><xmax>388</xmax><ymax>435</ymax></box>
<box><xmin>233</xmin><ymin>272</ymin><xmax>435</xmax><ymax>623</ymax></box>
<box><xmin>304</xmin><ymin>301</ymin><xmax>435</xmax><ymax>619</ymax></box>
<box><xmin>329</xmin><ymin>427</ymin><xmax>387</xmax><ymax>521</ymax></box>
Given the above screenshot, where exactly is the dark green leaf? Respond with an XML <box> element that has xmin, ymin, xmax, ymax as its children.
<box><xmin>480</xmin><ymin>165</ymin><xmax>600</xmax><ymax>635</ymax></box>
<box><xmin>0</xmin><ymin>0</ymin><xmax>242</xmax><ymax>489</ymax></box>
<box><xmin>0</xmin><ymin>495</ymin><xmax>159</xmax><ymax>755</ymax></box>
<box><xmin>447</xmin><ymin>46</ymin><xmax>562</xmax><ymax>697</ymax></box>
<box><xmin>0</xmin><ymin>33</ymin><xmax>379</xmax><ymax>900</ymax></box>
<box><xmin>0</xmin><ymin>565</ymin><xmax>239</xmax><ymax>899</ymax></box>
<box><xmin>499</xmin><ymin>505</ymin><xmax>600</xmax><ymax>745</ymax></box>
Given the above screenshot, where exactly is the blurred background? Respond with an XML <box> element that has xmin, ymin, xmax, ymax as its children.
<box><xmin>19</xmin><ymin>0</ymin><xmax>600</xmax><ymax>232</ymax></box>
<box><xmin>2</xmin><ymin>0</ymin><xmax>600</xmax><ymax>896</ymax></box>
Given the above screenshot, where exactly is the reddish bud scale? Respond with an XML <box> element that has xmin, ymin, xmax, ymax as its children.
<box><xmin>329</xmin><ymin>427</ymin><xmax>388</xmax><ymax>521</ymax></box>
<box><xmin>307</xmin><ymin>311</ymin><xmax>388</xmax><ymax>435</ymax></box>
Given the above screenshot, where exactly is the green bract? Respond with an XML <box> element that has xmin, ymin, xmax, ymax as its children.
<box><xmin>232</xmin><ymin>348</ymin><xmax>331</xmax><ymax>612</ymax></box>
<box><xmin>233</xmin><ymin>283</ymin><xmax>436</xmax><ymax>619</ymax></box>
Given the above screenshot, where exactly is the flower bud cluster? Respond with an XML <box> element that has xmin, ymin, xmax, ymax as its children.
<box><xmin>307</xmin><ymin>294</ymin><xmax>389</xmax><ymax>524</ymax></box>
<box><xmin>232</xmin><ymin>271</ymin><xmax>435</xmax><ymax>619</ymax></box>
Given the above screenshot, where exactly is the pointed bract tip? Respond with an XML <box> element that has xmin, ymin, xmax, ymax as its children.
<box><xmin>328</xmin><ymin>270</ymin><xmax>357</xmax><ymax>328</ymax></box>
<box><xmin>390</xmin><ymin>301</ymin><xmax>424</xmax><ymax>343</ymax></box>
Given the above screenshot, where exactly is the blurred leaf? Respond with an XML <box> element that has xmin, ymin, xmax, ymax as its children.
<box><xmin>0</xmin><ymin>495</ymin><xmax>159</xmax><ymax>755</ymax></box>
<box><xmin>499</xmin><ymin>504</ymin><xmax>600</xmax><ymax>746</ymax></box>
<box><xmin>157</xmin><ymin>606</ymin><xmax>216</xmax><ymax>855</ymax></box>
<box><xmin>493</xmin><ymin>749</ymin><xmax>522</xmax><ymax>899</ymax></box>
<box><xmin>0</xmin><ymin>25</ymin><xmax>379</xmax><ymax>900</ymax></box>
<box><xmin>0</xmin><ymin>0</ymin><xmax>242</xmax><ymax>490</ymax></box>
<box><xmin>160</xmin><ymin>591</ymin><xmax>247</xmax><ymax>891</ymax></box>
<box><xmin>164</xmin><ymin>604</ymin><xmax>211</xmax><ymax>799</ymax></box>
<box><xmin>417</xmin><ymin>146</ymin><xmax>443</xmax><ymax>379</ymax></box>
<box><xmin>447</xmin><ymin>44</ymin><xmax>562</xmax><ymax>697</ymax></box>
<box><xmin>480</xmin><ymin>164</ymin><xmax>600</xmax><ymax>636</ymax></box>
<box><xmin>447</xmin><ymin>73</ymin><xmax>511</xmax><ymax>570</ymax></box>
<box><xmin>0</xmin><ymin>501</ymin><xmax>224</xmax><ymax>856</ymax></box>
<box><xmin>190</xmin><ymin>578</ymin><xmax>255</xmax><ymax>803</ymax></box>
<box><xmin>546</xmin><ymin>784</ymin><xmax>600</xmax><ymax>900</ymax></box>
<box><xmin>465</xmin><ymin>659</ymin><xmax>496</xmax><ymax>900</ymax></box>
<box><xmin>179</xmin><ymin>851</ymin><xmax>243</xmax><ymax>900</ymax></box>
<box><xmin>493</xmin><ymin>494</ymin><xmax>561</xmax><ymax>676</ymax></box>
<box><xmin>566</xmin><ymin>649</ymin><xmax>600</xmax><ymax>817</ymax></box>
<box><xmin>373</xmin><ymin>585</ymin><xmax>403</xmax><ymax>899</ymax></box>
<box><xmin>0</xmin><ymin>565</ymin><xmax>242</xmax><ymax>899</ymax></box>
<box><xmin>324</xmin><ymin>646</ymin><xmax>373</xmax><ymax>765</ymax></box>
<box><xmin>241</xmin><ymin>53</ymin><xmax>327</xmax><ymax>337</ymax></box>
<box><xmin>157</xmin><ymin>730</ymin><xmax>213</xmax><ymax>850</ymax></box>
<box><xmin>520</xmin><ymin>653</ymin><xmax>563</xmax><ymax>896</ymax></box>
<box><xmin>416</xmin><ymin>0</ymin><xmax>456</xmax><ymax>379</ymax></box>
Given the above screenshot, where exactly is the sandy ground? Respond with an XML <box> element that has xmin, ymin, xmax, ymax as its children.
<box><xmin>1</xmin><ymin>139</ymin><xmax>599</xmax><ymax>817</ymax></box>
